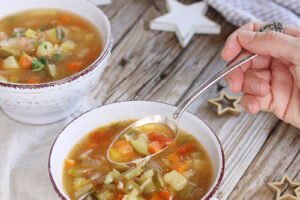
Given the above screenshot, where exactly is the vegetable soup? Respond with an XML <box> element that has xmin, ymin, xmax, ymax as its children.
<box><xmin>0</xmin><ymin>9</ymin><xmax>102</xmax><ymax>84</ymax></box>
<box><xmin>63</xmin><ymin>120</ymin><xmax>214</xmax><ymax>200</ymax></box>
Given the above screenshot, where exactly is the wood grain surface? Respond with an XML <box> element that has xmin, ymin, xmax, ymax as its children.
<box><xmin>0</xmin><ymin>1</ymin><xmax>299</xmax><ymax>200</ymax></box>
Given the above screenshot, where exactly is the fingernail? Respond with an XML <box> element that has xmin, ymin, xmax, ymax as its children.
<box><xmin>238</xmin><ymin>31</ymin><xmax>255</xmax><ymax>43</ymax></box>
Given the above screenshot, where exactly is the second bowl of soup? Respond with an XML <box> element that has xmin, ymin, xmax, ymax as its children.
<box><xmin>0</xmin><ymin>0</ymin><xmax>112</xmax><ymax>124</ymax></box>
<box><xmin>49</xmin><ymin>101</ymin><xmax>225</xmax><ymax>200</ymax></box>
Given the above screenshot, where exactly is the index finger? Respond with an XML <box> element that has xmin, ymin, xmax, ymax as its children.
<box><xmin>222</xmin><ymin>22</ymin><xmax>262</xmax><ymax>62</ymax></box>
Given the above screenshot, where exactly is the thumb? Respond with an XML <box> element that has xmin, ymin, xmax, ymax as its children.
<box><xmin>238</xmin><ymin>31</ymin><xmax>300</xmax><ymax>65</ymax></box>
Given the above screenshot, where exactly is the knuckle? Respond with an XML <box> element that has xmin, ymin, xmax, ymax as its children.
<box><xmin>263</xmin><ymin>31</ymin><xmax>280</xmax><ymax>43</ymax></box>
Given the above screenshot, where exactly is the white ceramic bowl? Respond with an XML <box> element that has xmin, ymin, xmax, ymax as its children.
<box><xmin>0</xmin><ymin>0</ymin><xmax>112</xmax><ymax>125</ymax></box>
<box><xmin>49</xmin><ymin>101</ymin><xmax>225</xmax><ymax>200</ymax></box>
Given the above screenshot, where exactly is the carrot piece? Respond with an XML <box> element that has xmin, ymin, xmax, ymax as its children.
<box><xmin>170</xmin><ymin>162</ymin><xmax>190</xmax><ymax>174</ymax></box>
<box><xmin>114</xmin><ymin>194</ymin><xmax>123</xmax><ymax>200</ymax></box>
<box><xmin>148</xmin><ymin>133</ymin><xmax>174</xmax><ymax>147</ymax></box>
<box><xmin>27</xmin><ymin>78</ymin><xmax>40</xmax><ymax>84</ymax></box>
<box><xmin>58</xmin><ymin>14</ymin><xmax>72</xmax><ymax>25</ymax></box>
<box><xmin>159</xmin><ymin>191</ymin><xmax>173</xmax><ymax>200</ymax></box>
<box><xmin>114</xmin><ymin>139</ymin><xmax>134</xmax><ymax>156</ymax></box>
<box><xmin>66</xmin><ymin>62</ymin><xmax>84</xmax><ymax>72</ymax></box>
<box><xmin>65</xmin><ymin>159</ymin><xmax>76</xmax><ymax>168</ymax></box>
<box><xmin>150</xmin><ymin>193</ymin><xmax>164</xmax><ymax>200</ymax></box>
<box><xmin>167</xmin><ymin>152</ymin><xmax>181</xmax><ymax>163</ymax></box>
<box><xmin>148</xmin><ymin>141</ymin><xmax>163</xmax><ymax>154</ymax></box>
<box><xmin>176</xmin><ymin>142</ymin><xmax>196</xmax><ymax>156</ymax></box>
<box><xmin>19</xmin><ymin>54</ymin><xmax>33</xmax><ymax>69</ymax></box>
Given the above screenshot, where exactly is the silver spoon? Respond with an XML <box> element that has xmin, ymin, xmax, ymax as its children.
<box><xmin>107</xmin><ymin>22</ymin><xmax>283</xmax><ymax>166</ymax></box>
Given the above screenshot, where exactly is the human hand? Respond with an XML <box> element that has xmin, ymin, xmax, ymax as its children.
<box><xmin>222</xmin><ymin>22</ymin><xmax>300</xmax><ymax>128</ymax></box>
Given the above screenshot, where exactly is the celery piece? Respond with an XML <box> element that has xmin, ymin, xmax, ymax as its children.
<box><xmin>25</xmin><ymin>29</ymin><xmax>37</xmax><ymax>38</ymax></box>
<box><xmin>143</xmin><ymin>179</ymin><xmax>156</xmax><ymax>194</ymax></box>
<box><xmin>122</xmin><ymin>189</ymin><xmax>140</xmax><ymax>200</ymax></box>
<box><xmin>3</xmin><ymin>56</ymin><xmax>20</xmax><ymax>69</ymax></box>
<box><xmin>138</xmin><ymin>169</ymin><xmax>154</xmax><ymax>184</ymax></box>
<box><xmin>104</xmin><ymin>169</ymin><xmax>122</xmax><ymax>184</ymax></box>
<box><xmin>47</xmin><ymin>64</ymin><xmax>57</xmax><ymax>77</ymax></box>
<box><xmin>68</xmin><ymin>168</ymin><xmax>84</xmax><ymax>177</ymax></box>
<box><xmin>46</xmin><ymin>28</ymin><xmax>65</xmax><ymax>43</ymax></box>
<box><xmin>60</xmin><ymin>40</ymin><xmax>76</xmax><ymax>52</ymax></box>
<box><xmin>104</xmin><ymin>172</ymin><xmax>114</xmax><ymax>185</ymax></box>
<box><xmin>74</xmin><ymin>183</ymin><xmax>94</xmax><ymax>198</ymax></box>
<box><xmin>96</xmin><ymin>190</ymin><xmax>114</xmax><ymax>200</ymax></box>
<box><xmin>123</xmin><ymin>168</ymin><xmax>143</xmax><ymax>180</ymax></box>
<box><xmin>154</xmin><ymin>173</ymin><xmax>165</xmax><ymax>188</ymax></box>
<box><xmin>130</xmin><ymin>139</ymin><xmax>149</xmax><ymax>156</ymax></box>
<box><xmin>125</xmin><ymin>180</ymin><xmax>140</xmax><ymax>193</ymax></box>
<box><xmin>73</xmin><ymin>177</ymin><xmax>90</xmax><ymax>189</ymax></box>
<box><xmin>163</xmin><ymin>170</ymin><xmax>188</xmax><ymax>191</ymax></box>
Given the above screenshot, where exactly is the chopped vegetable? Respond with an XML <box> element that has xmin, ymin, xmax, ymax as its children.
<box><xmin>46</xmin><ymin>28</ymin><xmax>65</xmax><ymax>43</ymax></box>
<box><xmin>3</xmin><ymin>56</ymin><xmax>20</xmax><ymax>69</ymax></box>
<box><xmin>170</xmin><ymin>162</ymin><xmax>190</xmax><ymax>174</ymax></box>
<box><xmin>36</xmin><ymin>41</ymin><xmax>53</xmax><ymax>57</ymax></box>
<box><xmin>31</xmin><ymin>57</ymin><xmax>46</xmax><ymax>71</ymax></box>
<box><xmin>65</xmin><ymin>159</ymin><xmax>76</xmax><ymax>168</ymax></box>
<box><xmin>66</xmin><ymin>61</ymin><xmax>83</xmax><ymax>72</ymax></box>
<box><xmin>96</xmin><ymin>190</ymin><xmax>114</xmax><ymax>200</ymax></box>
<box><xmin>61</xmin><ymin>40</ymin><xmax>76</xmax><ymax>52</ymax></box>
<box><xmin>163</xmin><ymin>170</ymin><xmax>188</xmax><ymax>191</ymax></box>
<box><xmin>148</xmin><ymin>141</ymin><xmax>163</xmax><ymax>154</ymax></box>
<box><xmin>74</xmin><ymin>183</ymin><xmax>94</xmax><ymax>198</ymax></box>
<box><xmin>130</xmin><ymin>139</ymin><xmax>149</xmax><ymax>156</ymax></box>
<box><xmin>19</xmin><ymin>53</ymin><xmax>33</xmax><ymax>69</ymax></box>
<box><xmin>25</xmin><ymin>29</ymin><xmax>37</xmax><ymax>38</ymax></box>
<box><xmin>138</xmin><ymin>169</ymin><xmax>155</xmax><ymax>184</ymax></box>
<box><xmin>47</xmin><ymin>64</ymin><xmax>57</xmax><ymax>77</ymax></box>
<box><xmin>0</xmin><ymin>46</ymin><xmax>21</xmax><ymax>58</ymax></box>
<box><xmin>176</xmin><ymin>142</ymin><xmax>196</xmax><ymax>156</ymax></box>
<box><xmin>123</xmin><ymin>167</ymin><xmax>143</xmax><ymax>180</ymax></box>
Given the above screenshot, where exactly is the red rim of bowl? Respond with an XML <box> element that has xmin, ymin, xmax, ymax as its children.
<box><xmin>0</xmin><ymin>12</ymin><xmax>112</xmax><ymax>90</ymax></box>
<box><xmin>48</xmin><ymin>100</ymin><xmax>225</xmax><ymax>200</ymax></box>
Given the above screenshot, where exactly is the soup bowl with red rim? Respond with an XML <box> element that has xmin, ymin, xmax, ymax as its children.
<box><xmin>49</xmin><ymin>101</ymin><xmax>224</xmax><ymax>200</ymax></box>
<box><xmin>0</xmin><ymin>0</ymin><xmax>112</xmax><ymax>125</ymax></box>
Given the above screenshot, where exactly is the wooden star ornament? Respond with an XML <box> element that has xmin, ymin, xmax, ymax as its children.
<box><xmin>268</xmin><ymin>174</ymin><xmax>300</xmax><ymax>200</ymax></box>
<box><xmin>208</xmin><ymin>91</ymin><xmax>241</xmax><ymax>115</ymax></box>
<box><xmin>150</xmin><ymin>0</ymin><xmax>220</xmax><ymax>47</ymax></box>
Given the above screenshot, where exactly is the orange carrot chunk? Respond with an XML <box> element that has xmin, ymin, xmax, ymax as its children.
<box><xmin>159</xmin><ymin>190</ymin><xmax>174</xmax><ymax>200</ymax></box>
<box><xmin>66</xmin><ymin>62</ymin><xmax>83</xmax><ymax>72</ymax></box>
<box><xmin>148</xmin><ymin>141</ymin><xmax>163</xmax><ymax>154</ymax></box>
<box><xmin>19</xmin><ymin>53</ymin><xmax>33</xmax><ymax>69</ymax></box>
<box><xmin>176</xmin><ymin>142</ymin><xmax>196</xmax><ymax>156</ymax></box>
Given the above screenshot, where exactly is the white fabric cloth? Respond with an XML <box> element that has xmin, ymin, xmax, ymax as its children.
<box><xmin>206</xmin><ymin>0</ymin><xmax>300</xmax><ymax>27</ymax></box>
<box><xmin>0</xmin><ymin>99</ymin><xmax>96</xmax><ymax>200</ymax></box>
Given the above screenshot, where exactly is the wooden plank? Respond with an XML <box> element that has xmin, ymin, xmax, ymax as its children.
<box><xmin>228</xmin><ymin>122</ymin><xmax>300</xmax><ymax>199</ymax></box>
<box><xmin>101</xmin><ymin>0</ymin><xmax>152</xmax><ymax>45</ymax></box>
<box><xmin>88</xmin><ymin>6</ymin><xmax>231</xmax><ymax>105</ymax></box>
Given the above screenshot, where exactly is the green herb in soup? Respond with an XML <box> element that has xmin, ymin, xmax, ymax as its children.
<box><xmin>63</xmin><ymin>120</ymin><xmax>214</xmax><ymax>200</ymax></box>
<box><xmin>0</xmin><ymin>9</ymin><xmax>102</xmax><ymax>84</ymax></box>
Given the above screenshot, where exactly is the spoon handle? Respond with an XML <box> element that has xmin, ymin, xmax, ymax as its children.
<box><xmin>173</xmin><ymin>22</ymin><xmax>284</xmax><ymax>120</ymax></box>
<box><xmin>173</xmin><ymin>50</ymin><xmax>256</xmax><ymax>120</ymax></box>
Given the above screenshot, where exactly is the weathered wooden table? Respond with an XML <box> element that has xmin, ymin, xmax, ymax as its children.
<box><xmin>1</xmin><ymin>1</ymin><xmax>299</xmax><ymax>200</ymax></box>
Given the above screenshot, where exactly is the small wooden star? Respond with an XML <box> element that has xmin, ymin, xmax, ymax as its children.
<box><xmin>208</xmin><ymin>91</ymin><xmax>241</xmax><ymax>115</ymax></box>
<box><xmin>268</xmin><ymin>174</ymin><xmax>300</xmax><ymax>200</ymax></box>
<box><xmin>150</xmin><ymin>0</ymin><xmax>220</xmax><ymax>47</ymax></box>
